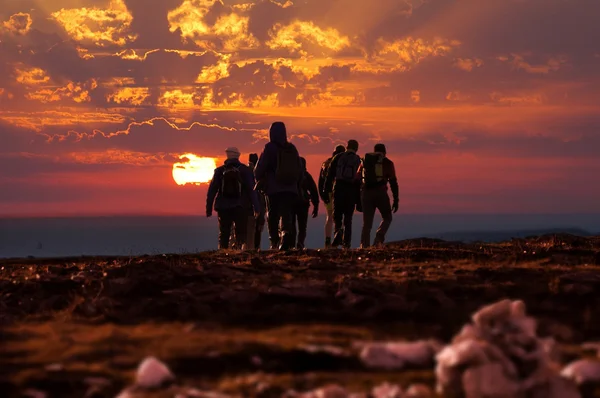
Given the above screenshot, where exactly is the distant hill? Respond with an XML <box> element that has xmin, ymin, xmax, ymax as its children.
<box><xmin>424</xmin><ymin>227</ymin><xmax>593</xmax><ymax>243</ymax></box>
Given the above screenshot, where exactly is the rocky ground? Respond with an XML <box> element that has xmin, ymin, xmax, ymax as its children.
<box><xmin>1</xmin><ymin>234</ymin><xmax>600</xmax><ymax>397</ymax></box>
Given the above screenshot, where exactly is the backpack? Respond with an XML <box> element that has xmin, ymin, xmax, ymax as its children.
<box><xmin>275</xmin><ymin>142</ymin><xmax>301</xmax><ymax>184</ymax></box>
<box><xmin>362</xmin><ymin>152</ymin><xmax>385</xmax><ymax>187</ymax></box>
<box><xmin>221</xmin><ymin>164</ymin><xmax>242</xmax><ymax>198</ymax></box>
<box><xmin>335</xmin><ymin>152</ymin><xmax>361</xmax><ymax>182</ymax></box>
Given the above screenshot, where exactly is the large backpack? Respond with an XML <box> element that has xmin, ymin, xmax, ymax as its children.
<box><xmin>221</xmin><ymin>164</ymin><xmax>242</xmax><ymax>198</ymax></box>
<box><xmin>275</xmin><ymin>142</ymin><xmax>301</xmax><ymax>184</ymax></box>
<box><xmin>335</xmin><ymin>152</ymin><xmax>361</xmax><ymax>182</ymax></box>
<box><xmin>362</xmin><ymin>152</ymin><xmax>385</xmax><ymax>187</ymax></box>
<box><xmin>320</xmin><ymin>158</ymin><xmax>333</xmax><ymax>181</ymax></box>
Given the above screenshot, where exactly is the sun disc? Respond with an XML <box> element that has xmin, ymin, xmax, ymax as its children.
<box><xmin>172</xmin><ymin>154</ymin><xmax>217</xmax><ymax>186</ymax></box>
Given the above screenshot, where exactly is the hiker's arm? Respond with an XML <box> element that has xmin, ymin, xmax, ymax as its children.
<box><xmin>387</xmin><ymin>160</ymin><xmax>399</xmax><ymax>203</ymax></box>
<box><xmin>324</xmin><ymin>155</ymin><xmax>338</xmax><ymax>195</ymax></box>
<box><xmin>318</xmin><ymin>166</ymin><xmax>327</xmax><ymax>201</ymax></box>
<box><xmin>206</xmin><ymin>169</ymin><xmax>219</xmax><ymax>215</ymax></box>
<box><xmin>245</xmin><ymin>169</ymin><xmax>261</xmax><ymax>213</ymax></box>
<box><xmin>254</xmin><ymin>148</ymin><xmax>268</xmax><ymax>181</ymax></box>
<box><xmin>307</xmin><ymin>172</ymin><xmax>319</xmax><ymax>209</ymax></box>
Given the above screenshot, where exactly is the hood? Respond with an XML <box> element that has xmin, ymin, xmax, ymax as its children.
<box><xmin>269</xmin><ymin>122</ymin><xmax>287</xmax><ymax>145</ymax></box>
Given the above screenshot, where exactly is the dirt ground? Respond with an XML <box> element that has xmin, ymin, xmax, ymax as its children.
<box><xmin>1</xmin><ymin>234</ymin><xmax>600</xmax><ymax>397</ymax></box>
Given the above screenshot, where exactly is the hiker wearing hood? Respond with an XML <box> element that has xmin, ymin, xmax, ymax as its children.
<box><xmin>359</xmin><ymin>143</ymin><xmax>399</xmax><ymax>248</ymax></box>
<box><xmin>319</xmin><ymin>144</ymin><xmax>345</xmax><ymax>247</ymax></box>
<box><xmin>324</xmin><ymin>140</ymin><xmax>362</xmax><ymax>248</ymax></box>
<box><xmin>291</xmin><ymin>157</ymin><xmax>319</xmax><ymax>249</ymax></box>
<box><xmin>206</xmin><ymin>147</ymin><xmax>261</xmax><ymax>250</ymax></box>
<box><xmin>254</xmin><ymin>122</ymin><xmax>303</xmax><ymax>250</ymax></box>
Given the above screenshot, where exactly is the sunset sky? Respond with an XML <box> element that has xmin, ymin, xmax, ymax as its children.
<box><xmin>1</xmin><ymin>0</ymin><xmax>599</xmax><ymax>216</ymax></box>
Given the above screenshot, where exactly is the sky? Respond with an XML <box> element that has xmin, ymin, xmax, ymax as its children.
<box><xmin>1</xmin><ymin>0</ymin><xmax>599</xmax><ymax>216</ymax></box>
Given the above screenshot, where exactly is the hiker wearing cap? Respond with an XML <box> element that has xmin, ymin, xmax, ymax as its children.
<box><xmin>254</xmin><ymin>122</ymin><xmax>303</xmax><ymax>250</ymax></box>
<box><xmin>359</xmin><ymin>143</ymin><xmax>399</xmax><ymax>248</ymax></box>
<box><xmin>318</xmin><ymin>144</ymin><xmax>345</xmax><ymax>248</ymax></box>
<box><xmin>291</xmin><ymin>157</ymin><xmax>319</xmax><ymax>250</ymax></box>
<box><xmin>248</xmin><ymin>153</ymin><xmax>266</xmax><ymax>249</ymax></box>
<box><xmin>206</xmin><ymin>147</ymin><xmax>261</xmax><ymax>250</ymax></box>
<box><xmin>323</xmin><ymin>140</ymin><xmax>362</xmax><ymax>249</ymax></box>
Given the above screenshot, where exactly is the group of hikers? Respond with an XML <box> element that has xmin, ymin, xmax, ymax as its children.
<box><xmin>206</xmin><ymin>121</ymin><xmax>399</xmax><ymax>250</ymax></box>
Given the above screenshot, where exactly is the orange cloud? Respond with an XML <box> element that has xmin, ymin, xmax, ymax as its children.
<box><xmin>454</xmin><ymin>57</ymin><xmax>484</xmax><ymax>72</ymax></box>
<box><xmin>489</xmin><ymin>91</ymin><xmax>545</xmax><ymax>106</ymax></box>
<box><xmin>107</xmin><ymin>87</ymin><xmax>151</xmax><ymax>106</ymax></box>
<box><xmin>500</xmin><ymin>53</ymin><xmax>566</xmax><ymax>74</ymax></box>
<box><xmin>2</xmin><ymin>12</ymin><xmax>32</xmax><ymax>35</ymax></box>
<box><xmin>196</xmin><ymin>54</ymin><xmax>231</xmax><ymax>83</ymax></box>
<box><xmin>168</xmin><ymin>0</ymin><xmax>258</xmax><ymax>51</ymax></box>
<box><xmin>51</xmin><ymin>0</ymin><xmax>136</xmax><ymax>46</ymax></box>
<box><xmin>158</xmin><ymin>90</ymin><xmax>196</xmax><ymax>109</ymax></box>
<box><xmin>373</xmin><ymin>37</ymin><xmax>460</xmax><ymax>71</ymax></box>
<box><xmin>15</xmin><ymin>66</ymin><xmax>51</xmax><ymax>85</ymax></box>
<box><xmin>266</xmin><ymin>21</ymin><xmax>351</xmax><ymax>55</ymax></box>
<box><xmin>446</xmin><ymin>90</ymin><xmax>470</xmax><ymax>102</ymax></box>
<box><xmin>25</xmin><ymin>80</ymin><xmax>98</xmax><ymax>104</ymax></box>
<box><xmin>65</xmin><ymin>150</ymin><xmax>173</xmax><ymax>166</ymax></box>
<box><xmin>411</xmin><ymin>89</ymin><xmax>421</xmax><ymax>104</ymax></box>
<box><xmin>1</xmin><ymin>110</ymin><xmax>128</xmax><ymax>131</ymax></box>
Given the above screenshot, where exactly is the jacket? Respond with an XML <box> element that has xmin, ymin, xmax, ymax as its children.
<box><xmin>206</xmin><ymin>159</ymin><xmax>261</xmax><ymax>213</ymax></box>
<box><xmin>254</xmin><ymin>125</ymin><xmax>302</xmax><ymax>196</ymax></box>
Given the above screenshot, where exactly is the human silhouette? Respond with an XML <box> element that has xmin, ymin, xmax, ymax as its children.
<box><xmin>291</xmin><ymin>157</ymin><xmax>319</xmax><ymax>249</ymax></box>
<box><xmin>324</xmin><ymin>140</ymin><xmax>362</xmax><ymax>248</ymax></box>
<box><xmin>206</xmin><ymin>147</ymin><xmax>260</xmax><ymax>250</ymax></box>
<box><xmin>254</xmin><ymin>122</ymin><xmax>303</xmax><ymax>250</ymax></box>
<box><xmin>319</xmin><ymin>144</ymin><xmax>345</xmax><ymax>248</ymax></box>
<box><xmin>359</xmin><ymin>143</ymin><xmax>399</xmax><ymax>248</ymax></box>
<box><xmin>248</xmin><ymin>153</ymin><xmax>266</xmax><ymax>249</ymax></box>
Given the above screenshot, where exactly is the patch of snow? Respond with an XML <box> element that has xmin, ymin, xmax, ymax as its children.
<box><xmin>134</xmin><ymin>356</ymin><xmax>174</xmax><ymax>389</ymax></box>
<box><xmin>561</xmin><ymin>359</ymin><xmax>600</xmax><ymax>385</ymax></box>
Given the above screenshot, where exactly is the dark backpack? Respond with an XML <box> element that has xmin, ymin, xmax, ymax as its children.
<box><xmin>275</xmin><ymin>143</ymin><xmax>301</xmax><ymax>184</ymax></box>
<box><xmin>221</xmin><ymin>164</ymin><xmax>242</xmax><ymax>198</ymax></box>
<box><xmin>335</xmin><ymin>152</ymin><xmax>361</xmax><ymax>182</ymax></box>
<box><xmin>362</xmin><ymin>152</ymin><xmax>385</xmax><ymax>187</ymax></box>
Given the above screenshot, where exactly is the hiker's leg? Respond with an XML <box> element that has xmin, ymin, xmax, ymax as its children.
<box><xmin>325</xmin><ymin>193</ymin><xmax>334</xmax><ymax>245</ymax></box>
<box><xmin>233</xmin><ymin>207</ymin><xmax>247</xmax><ymax>250</ymax></box>
<box><xmin>266</xmin><ymin>195</ymin><xmax>280</xmax><ymax>249</ymax></box>
<box><xmin>374</xmin><ymin>191</ymin><xmax>393</xmax><ymax>245</ymax></box>
<box><xmin>342</xmin><ymin>199</ymin><xmax>354</xmax><ymax>248</ymax></box>
<box><xmin>254</xmin><ymin>210</ymin><xmax>265</xmax><ymax>249</ymax></box>
<box><xmin>360</xmin><ymin>189</ymin><xmax>376</xmax><ymax>248</ymax></box>
<box><xmin>332</xmin><ymin>189</ymin><xmax>345</xmax><ymax>246</ymax></box>
<box><xmin>245</xmin><ymin>211</ymin><xmax>256</xmax><ymax>250</ymax></box>
<box><xmin>279</xmin><ymin>193</ymin><xmax>296</xmax><ymax>250</ymax></box>
<box><xmin>218</xmin><ymin>210</ymin><xmax>233</xmax><ymax>250</ymax></box>
<box><xmin>297</xmin><ymin>203</ymin><xmax>309</xmax><ymax>249</ymax></box>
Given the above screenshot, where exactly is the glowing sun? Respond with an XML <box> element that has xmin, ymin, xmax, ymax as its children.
<box><xmin>172</xmin><ymin>154</ymin><xmax>217</xmax><ymax>186</ymax></box>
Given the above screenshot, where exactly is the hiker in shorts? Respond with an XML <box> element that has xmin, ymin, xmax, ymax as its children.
<box><xmin>254</xmin><ymin>122</ymin><xmax>303</xmax><ymax>250</ymax></box>
<box><xmin>249</xmin><ymin>153</ymin><xmax>267</xmax><ymax>249</ymax></box>
<box><xmin>206</xmin><ymin>147</ymin><xmax>261</xmax><ymax>250</ymax></box>
<box><xmin>291</xmin><ymin>157</ymin><xmax>319</xmax><ymax>249</ymax></box>
<box><xmin>324</xmin><ymin>140</ymin><xmax>362</xmax><ymax>249</ymax></box>
<box><xmin>318</xmin><ymin>145</ymin><xmax>345</xmax><ymax>247</ymax></box>
<box><xmin>359</xmin><ymin>143</ymin><xmax>399</xmax><ymax>248</ymax></box>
